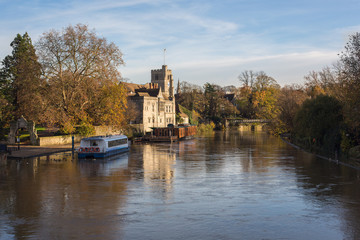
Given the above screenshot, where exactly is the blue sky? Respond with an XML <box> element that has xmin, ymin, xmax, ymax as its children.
<box><xmin>1</xmin><ymin>0</ymin><xmax>359</xmax><ymax>87</ymax></box>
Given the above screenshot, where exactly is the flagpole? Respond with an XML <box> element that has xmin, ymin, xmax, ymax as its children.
<box><xmin>164</xmin><ymin>48</ymin><xmax>166</xmax><ymax>65</ymax></box>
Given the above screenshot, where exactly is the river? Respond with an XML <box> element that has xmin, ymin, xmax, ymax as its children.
<box><xmin>1</xmin><ymin>131</ymin><xmax>360</xmax><ymax>240</ymax></box>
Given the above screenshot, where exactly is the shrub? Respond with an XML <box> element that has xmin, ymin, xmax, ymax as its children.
<box><xmin>197</xmin><ymin>122</ymin><xmax>215</xmax><ymax>134</ymax></box>
<box><xmin>58</xmin><ymin>121</ymin><xmax>75</xmax><ymax>135</ymax></box>
<box><xmin>76</xmin><ymin>122</ymin><xmax>95</xmax><ymax>136</ymax></box>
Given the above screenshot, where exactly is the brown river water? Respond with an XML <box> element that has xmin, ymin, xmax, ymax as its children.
<box><xmin>1</xmin><ymin>130</ymin><xmax>360</xmax><ymax>240</ymax></box>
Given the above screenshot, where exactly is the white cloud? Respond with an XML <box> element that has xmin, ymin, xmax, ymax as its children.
<box><xmin>121</xmin><ymin>50</ymin><xmax>339</xmax><ymax>87</ymax></box>
<box><xmin>0</xmin><ymin>0</ymin><xmax>356</xmax><ymax>88</ymax></box>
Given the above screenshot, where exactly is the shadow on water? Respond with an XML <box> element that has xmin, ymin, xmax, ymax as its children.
<box><xmin>0</xmin><ymin>151</ymin><xmax>131</xmax><ymax>240</ymax></box>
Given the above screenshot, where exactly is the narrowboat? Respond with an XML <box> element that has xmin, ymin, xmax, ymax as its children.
<box><xmin>77</xmin><ymin>135</ymin><xmax>129</xmax><ymax>158</ymax></box>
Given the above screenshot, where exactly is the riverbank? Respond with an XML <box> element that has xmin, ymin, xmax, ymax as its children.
<box><xmin>4</xmin><ymin>144</ymin><xmax>79</xmax><ymax>159</ymax></box>
<box><xmin>280</xmin><ymin>135</ymin><xmax>360</xmax><ymax>171</ymax></box>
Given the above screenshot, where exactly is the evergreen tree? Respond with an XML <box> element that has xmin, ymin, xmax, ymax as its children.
<box><xmin>0</xmin><ymin>33</ymin><xmax>43</xmax><ymax>122</ymax></box>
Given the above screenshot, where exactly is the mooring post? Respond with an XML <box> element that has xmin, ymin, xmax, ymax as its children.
<box><xmin>72</xmin><ymin>135</ymin><xmax>74</xmax><ymax>156</ymax></box>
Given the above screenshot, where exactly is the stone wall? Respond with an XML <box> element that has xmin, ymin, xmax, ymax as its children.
<box><xmin>38</xmin><ymin>126</ymin><xmax>120</xmax><ymax>146</ymax></box>
<box><xmin>8</xmin><ymin>117</ymin><xmax>38</xmax><ymax>145</ymax></box>
<box><xmin>38</xmin><ymin>135</ymin><xmax>83</xmax><ymax>146</ymax></box>
<box><xmin>237</xmin><ymin>124</ymin><xmax>266</xmax><ymax>131</ymax></box>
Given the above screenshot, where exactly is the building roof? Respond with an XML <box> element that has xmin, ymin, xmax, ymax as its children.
<box><xmin>136</xmin><ymin>92</ymin><xmax>150</xmax><ymax>97</ymax></box>
<box><xmin>121</xmin><ymin>82</ymin><xmax>148</xmax><ymax>95</ymax></box>
<box><xmin>224</xmin><ymin>93</ymin><xmax>235</xmax><ymax>102</ymax></box>
<box><xmin>136</xmin><ymin>88</ymin><xmax>160</xmax><ymax>97</ymax></box>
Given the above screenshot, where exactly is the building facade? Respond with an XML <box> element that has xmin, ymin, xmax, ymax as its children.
<box><xmin>124</xmin><ymin>65</ymin><xmax>176</xmax><ymax>133</ymax></box>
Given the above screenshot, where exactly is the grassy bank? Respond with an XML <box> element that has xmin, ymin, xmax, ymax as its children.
<box><xmin>281</xmin><ymin>134</ymin><xmax>360</xmax><ymax>170</ymax></box>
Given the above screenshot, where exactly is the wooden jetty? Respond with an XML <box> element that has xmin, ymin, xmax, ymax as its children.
<box><xmin>1</xmin><ymin>144</ymin><xmax>78</xmax><ymax>159</ymax></box>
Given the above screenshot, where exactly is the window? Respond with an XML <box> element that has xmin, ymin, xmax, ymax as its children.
<box><xmin>152</xmin><ymin>117</ymin><xmax>155</xmax><ymax>123</ymax></box>
<box><xmin>108</xmin><ymin>138</ymin><xmax>128</xmax><ymax>148</ymax></box>
<box><xmin>159</xmin><ymin>102</ymin><xmax>165</xmax><ymax>112</ymax></box>
<box><xmin>155</xmin><ymin>74</ymin><xmax>159</xmax><ymax>80</ymax></box>
<box><xmin>148</xmin><ymin>117</ymin><xmax>151</xmax><ymax>123</ymax></box>
<box><xmin>152</xmin><ymin>104</ymin><xmax>155</xmax><ymax>112</ymax></box>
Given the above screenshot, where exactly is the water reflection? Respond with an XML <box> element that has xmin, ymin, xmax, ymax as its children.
<box><xmin>0</xmin><ymin>153</ymin><xmax>130</xmax><ymax>239</ymax></box>
<box><xmin>1</xmin><ymin>131</ymin><xmax>360</xmax><ymax>239</ymax></box>
<box><xmin>290</xmin><ymin>149</ymin><xmax>360</xmax><ymax>240</ymax></box>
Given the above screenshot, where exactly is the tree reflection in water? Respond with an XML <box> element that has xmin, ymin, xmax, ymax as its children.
<box><xmin>0</xmin><ymin>131</ymin><xmax>360</xmax><ymax>239</ymax></box>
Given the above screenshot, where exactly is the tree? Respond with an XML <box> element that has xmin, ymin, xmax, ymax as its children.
<box><xmin>202</xmin><ymin>83</ymin><xmax>238</xmax><ymax>125</ymax></box>
<box><xmin>0</xmin><ymin>33</ymin><xmax>42</xmax><ymax>122</ymax></box>
<box><xmin>338</xmin><ymin>32</ymin><xmax>360</xmax><ymax>142</ymax></box>
<box><xmin>236</xmin><ymin>70</ymin><xmax>280</xmax><ymax>119</ymax></box>
<box><xmin>251</xmin><ymin>86</ymin><xmax>279</xmax><ymax>119</ymax></box>
<box><xmin>35</xmin><ymin>24</ymin><xmax>125</xmax><ymax>132</ymax></box>
<box><xmin>276</xmin><ymin>85</ymin><xmax>307</xmax><ymax>132</ymax></box>
<box><xmin>238</xmin><ymin>70</ymin><xmax>256</xmax><ymax>88</ymax></box>
<box><xmin>95</xmin><ymin>83</ymin><xmax>127</xmax><ymax>128</ymax></box>
<box><xmin>250</xmin><ymin>71</ymin><xmax>280</xmax><ymax>119</ymax></box>
<box><xmin>293</xmin><ymin>95</ymin><xmax>343</xmax><ymax>153</ymax></box>
<box><xmin>203</xmin><ymin>83</ymin><xmax>221</xmax><ymax>123</ymax></box>
<box><xmin>252</xmin><ymin>71</ymin><xmax>279</xmax><ymax>91</ymax></box>
<box><xmin>235</xmin><ymin>86</ymin><xmax>254</xmax><ymax>118</ymax></box>
<box><xmin>176</xmin><ymin>81</ymin><xmax>205</xmax><ymax>115</ymax></box>
<box><xmin>304</xmin><ymin>67</ymin><xmax>341</xmax><ymax>98</ymax></box>
<box><xmin>222</xmin><ymin>85</ymin><xmax>237</xmax><ymax>93</ymax></box>
<box><xmin>340</xmin><ymin>32</ymin><xmax>360</xmax><ymax>81</ymax></box>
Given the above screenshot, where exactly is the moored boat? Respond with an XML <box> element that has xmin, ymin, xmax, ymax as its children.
<box><xmin>77</xmin><ymin>135</ymin><xmax>129</xmax><ymax>158</ymax></box>
<box><xmin>144</xmin><ymin>124</ymin><xmax>197</xmax><ymax>142</ymax></box>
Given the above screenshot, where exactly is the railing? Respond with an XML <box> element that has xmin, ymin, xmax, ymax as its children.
<box><xmin>225</xmin><ymin>119</ymin><xmax>271</xmax><ymax>124</ymax></box>
<box><xmin>0</xmin><ymin>144</ymin><xmax>19</xmax><ymax>154</ymax></box>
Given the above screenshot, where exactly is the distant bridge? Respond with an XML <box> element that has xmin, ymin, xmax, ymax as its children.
<box><xmin>225</xmin><ymin>118</ymin><xmax>271</xmax><ymax>124</ymax></box>
<box><xmin>224</xmin><ymin>118</ymin><xmax>272</xmax><ymax>130</ymax></box>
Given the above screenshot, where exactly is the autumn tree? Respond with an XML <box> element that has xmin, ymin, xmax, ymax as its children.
<box><xmin>176</xmin><ymin>81</ymin><xmax>205</xmax><ymax>118</ymax></box>
<box><xmin>234</xmin><ymin>86</ymin><xmax>254</xmax><ymax>118</ymax></box>
<box><xmin>303</xmin><ymin>67</ymin><xmax>343</xmax><ymax>99</ymax></box>
<box><xmin>238</xmin><ymin>70</ymin><xmax>280</xmax><ymax>119</ymax></box>
<box><xmin>276</xmin><ymin>84</ymin><xmax>307</xmax><ymax>133</ymax></box>
<box><xmin>338</xmin><ymin>32</ymin><xmax>360</xmax><ymax>142</ymax></box>
<box><xmin>0</xmin><ymin>33</ymin><xmax>43</xmax><ymax>123</ymax></box>
<box><xmin>36</xmin><ymin>24</ymin><xmax>126</xmax><ymax>132</ymax></box>
<box><xmin>94</xmin><ymin>83</ymin><xmax>127</xmax><ymax>127</ymax></box>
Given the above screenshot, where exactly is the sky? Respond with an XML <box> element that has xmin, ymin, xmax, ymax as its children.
<box><xmin>0</xmin><ymin>0</ymin><xmax>360</xmax><ymax>87</ymax></box>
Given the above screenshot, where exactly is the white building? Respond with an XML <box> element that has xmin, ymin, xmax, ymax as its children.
<box><xmin>123</xmin><ymin>65</ymin><xmax>176</xmax><ymax>133</ymax></box>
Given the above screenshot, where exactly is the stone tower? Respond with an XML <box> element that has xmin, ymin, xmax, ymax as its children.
<box><xmin>151</xmin><ymin>65</ymin><xmax>174</xmax><ymax>99</ymax></box>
